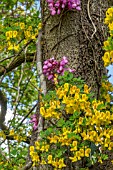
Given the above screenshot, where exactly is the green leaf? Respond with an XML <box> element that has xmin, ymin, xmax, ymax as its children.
<box><xmin>68</xmin><ymin>133</ymin><xmax>81</xmax><ymax>140</ymax></box>
<box><xmin>57</xmin><ymin>118</ymin><xmax>65</xmax><ymax>127</ymax></box>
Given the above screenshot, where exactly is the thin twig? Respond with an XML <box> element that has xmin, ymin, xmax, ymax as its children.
<box><xmin>15</xmin><ymin>102</ymin><xmax>38</xmax><ymax>130</ymax></box>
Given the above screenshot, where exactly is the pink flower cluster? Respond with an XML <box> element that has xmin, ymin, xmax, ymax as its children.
<box><xmin>30</xmin><ymin>114</ymin><xmax>38</xmax><ymax>131</ymax></box>
<box><xmin>46</xmin><ymin>0</ymin><xmax>81</xmax><ymax>15</ymax></box>
<box><xmin>43</xmin><ymin>56</ymin><xmax>75</xmax><ymax>81</ymax></box>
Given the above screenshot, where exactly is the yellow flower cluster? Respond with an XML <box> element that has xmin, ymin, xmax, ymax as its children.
<box><xmin>38</xmin><ymin>79</ymin><xmax>113</xmax><ymax>168</ymax></box>
<box><xmin>35</xmin><ymin>141</ymin><xmax>50</xmax><ymax>152</ymax></box>
<box><xmin>5</xmin><ymin>22</ymin><xmax>42</xmax><ymax>52</ymax></box>
<box><xmin>102</xmin><ymin>51</ymin><xmax>113</xmax><ymax>67</ymax></box>
<box><xmin>105</xmin><ymin>7</ymin><xmax>113</xmax><ymax>25</ymax></box>
<box><xmin>101</xmin><ymin>81</ymin><xmax>113</xmax><ymax>102</ymax></box>
<box><xmin>47</xmin><ymin>155</ymin><xmax>66</xmax><ymax>169</ymax></box>
<box><xmin>40</xmin><ymin>83</ymin><xmax>90</xmax><ymax>118</ymax></box>
<box><xmin>9</xmin><ymin>129</ymin><xmax>26</xmax><ymax>143</ymax></box>
<box><xmin>40</xmin><ymin>100</ymin><xmax>61</xmax><ymax>119</ymax></box>
<box><xmin>6</xmin><ymin>31</ymin><xmax>18</xmax><ymax>39</ymax></box>
<box><xmin>103</xmin><ymin>7</ymin><xmax>113</xmax><ymax>66</ymax></box>
<box><xmin>30</xmin><ymin>146</ymin><xmax>40</xmax><ymax>166</ymax></box>
<box><xmin>48</xmin><ymin>127</ymin><xmax>72</xmax><ymax>146</ymax></box>
<box><xmin>69</xmin><ymin>147</ymin><xmax>91</xmax><ymax>162</ymax></box>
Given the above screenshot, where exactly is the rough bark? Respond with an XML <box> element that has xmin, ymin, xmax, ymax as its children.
<box><xmin>40</xmin><ymin>0</ymin><xmax>113</xmax><ymax>169</ymax></box>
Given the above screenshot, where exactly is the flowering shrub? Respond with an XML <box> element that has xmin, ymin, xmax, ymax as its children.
<box><xmin>29</xmin><ymin>71</ymin><xmax>113</xmax><ymax>169</ymax></box>
<box><xmin>46</xmin><ymin>0</ymin><xmax>81</xmax><ymax>15</ymax></box>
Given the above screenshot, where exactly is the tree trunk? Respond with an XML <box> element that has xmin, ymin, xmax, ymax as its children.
<box><xmin>40</xmin><ymin>0</ymin><xmax>113</xmax><ymax>169</ymax></box>
<box><xmin>41</xmin><ymin>0</ymin><xmax>108</xmax><ymax>96</ymax></box>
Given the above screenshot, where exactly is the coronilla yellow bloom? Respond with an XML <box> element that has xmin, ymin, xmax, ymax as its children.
<box><xmin>40</xmin><ymin>159</ymin><xmax>46</xmax><ymax>165</ymax></box>
<box><xmin>102</xmin><ymin>52</ymin><xmax>111</xmax><ymax>67</ymax></box>
<box><xmin>48</xmin><ymin>155</ymin><xmax>53</xmax><ymax>164</ymax></box>
<box><xmin>38</xmin><ymin>23</ymin><xmax>42</xmax><ymax>30</ymax></box>
<box><xmin>13</xmin><ymin>44</ymin><xmax>19</xmax><ymax>51</ymax></box>
<box><xmin>69</xmin><ymin>155</ymin><xmax>77</xmax><ymax>162</ymax></box>
<box><xmin>30</xmin><ymin>146</ymin><xmax>34</xmax><ymax>152</ymax></box>
<box><xmin>20</xmin><ymin>22</ymin><xmax>25</xmax><ymax>29</ymax></box>
<box><xmin>48</xmin><ymin>135</ymin><xmax>58</xmax><ymax>144</ymax></box>
<box><xmin>58</xmin><ymin>159</ymin><xmax>66</xmax><ymax>168</ymax></box>
<box><xmin>9</xmin><ymin>129</ymin><xmax>15</xmax><ymax>136</ymax></box>
<box><xmin>13</xmin><ymin>31</ymin><xmax>18</xmax><ymax>38</ymax></box>
<box><xmin>85</xmin><ymin>148</ymin><xmax>91</xmax><ymax>157</ymax></box>
<box><xmin>104</xmin><ymin>40</ymin><xmax>109</xmax><ymax>47</ymax></box>
<box><xmin>28</xmin><ymin>26</ymin><xmax>32</xmax><ymax>31</ymax></box>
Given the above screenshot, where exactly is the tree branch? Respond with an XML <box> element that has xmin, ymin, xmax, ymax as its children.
<box><xmin>0</xmin><ymin>53</ymin><xmax>36</xmax><ymax>77</ymax></box>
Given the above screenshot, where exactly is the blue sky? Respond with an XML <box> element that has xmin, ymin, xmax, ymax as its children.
<box><xmin>108</xmin><ymin>65</ymin><xmax>113</xmax><ymax>84</ymax></box>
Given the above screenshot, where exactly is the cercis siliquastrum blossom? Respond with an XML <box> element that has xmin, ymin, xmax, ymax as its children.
<box><xmin>43</xmin><ymin>56</ymin><xmax>75</xmax><ymax>81</ymax></box>
<box><xmin>46</xmin><ymin>0</ymin><xmax>81</xmax><ymax>15</ymax></box>
<box><xmin>30</xmin><ymin>114</ymin><xmax>38</xmax><ymax>131</ymax></box>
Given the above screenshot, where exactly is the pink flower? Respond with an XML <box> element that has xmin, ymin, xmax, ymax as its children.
<box><xmin>47</xmin><ymin>0</ymin><xmax>81</xmax><ymax>16</ymax></box>
<box><xmin>30</xmin><ymin>114</ymin><xmax>38</xmax><ymax>131</ymax></box>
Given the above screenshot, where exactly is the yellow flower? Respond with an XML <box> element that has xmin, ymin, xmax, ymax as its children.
<box><xmin>109</xmin><ymin>22</ymin><xmax>113</xmax><ymax>30</ymax></box>
<box><xmin>98</xmin><ymin>157</ymin><xmax>103</xmax><ymax>164</ymax></box>
<box><xmin>13</xmin><ymin>44</ymin><xmax>19</xmax><ymax>51</ymax></box>
<box><xmin>24</xmin><ymin>30</ymin><xmax>31</xmax><ymax>38</ymax></box>
<box><xmin>28</xmin><ymin>26</ymin><xmax>32</xmax><ymax>31</ymax></box>
<box><xmin>30</xmin><ymin>146</ymin><xmax>34</xmax><ymax>152</ymax></box>
<box><xmin>52</xmin><ymin>160</ymin><xmax>59</xmax><ymax>168</ymax></box>
<box><xmin>84</xmin><ymin>84</ymin><xmax>90</xmax><ymax>94</ymax></box>
<box><xmin>48</xmin><ymin>135</ymin><xmax>58</xmax><ymax>144</ymax></box>
<box><xmin>13</xmin><ymin>31</ymin><xmax>18</xmax><ymax>38</ymax></box>
<box><xmin>32</xmin><ymin>153</ymin><xmax>40</xmax><ymax>162</ymax></box>
<box><xmin>102</xmin><ymin>52</ymin><xmax>111</xmax><ymax>67</ymax></box>
<box><xmin>75</xmin><ymin>151</ymin><xmax>81</xmax><ymax>160</ymax></box>
<box><xmin>20</xmin><ymin>22</ymin><xmax>25</xmax><ymax>29</ymax></box>
<box><xmin>9</xmin><ymin>129</ymin><xmax>15</xmax><ymax>136</ymax></box>
<box><xmin>64</xmin><ymin>83</ymin><xmax>69</xmax><ymax>92</ymax></box>
<box><xmin>79</xmin><ymin>149</ymin><xmax>85</xmax><ymax>157</ymax></box>
<box><xmin>35</xmin><ymin>141</ymin><xmax>40</xmax><ymax>150</ymax></box>
<box><xmin>108</xmin><ymin>142</ymin><xmax>113</xmax><ymax>150</ymax></box>
<box><xmin>70</xmin><ymin>85</ymin><xmax>77</xmax><ymax>94</ymax></box>
<box><xmin>38</xmin><ymin>23</ymin><xmax>42</xmax><ymax>30</ymax></box>
<box><xmin>14</xmin><ymin>135</ymin><xmax>19</xmax><ymax>141</ymax></box>
<box><xmin>85</xmin><ymin>148</ymin><xmax>91</xmax><ymax>157</ymax></box>
<box><xmin>58</xmin><ymin>159</ymin><xmax>66</xmax><ymax>168</ymax></box>
<box><xmin>70</xmin><ymin>141</ymin><xmax>78</xmax><ymax>151</ymax></box>
<box><xmin>0</xmin><ymin>162</ymin><xmax>3</xmax><ymax>165</ymax></box>
<box><xmin>8</xmin><ymin>44</ymin><xmax>13</xmax><ymax>50</ymax></box>
<box><xmin>45</xmin><ymin>144</ymin><xmax>50</xmax><ymax>152</ymax></box>
<box><xmin>48</xmin><ymin>155</ymin><xmax>53</xmax><ymax>164</ymax></box>
<box><xmin>6</xmin><ymin>31</ymin><xmax>13</xmax><ymax>39</ymax></box>
<box><xmin>104</xmin><ymin>40</ymin><xmax>109</xmax><ymax>47</ymax></box>
<box><xmin>40</xmin><ymin>107</ymin><xmax>46</xmax><ymax>116</ymax></box>
<box><xmin>78</xmin><ymin>117</ymin><xmax>84</xmax><ymax>125</ymax></box>
<box><xmin>69</xmin><ymin>156</ymin><xmax>77</xmax><ymax>162</ymax></box>
<box><xmin>40</xmin><ymin>159</ymin><xmax>46</xmax><ymax>165</ymax></box>
<box><xmin>31</xmin><ymin>35</ymin><xmax>36</xmax><ymax>40</ymax></box>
